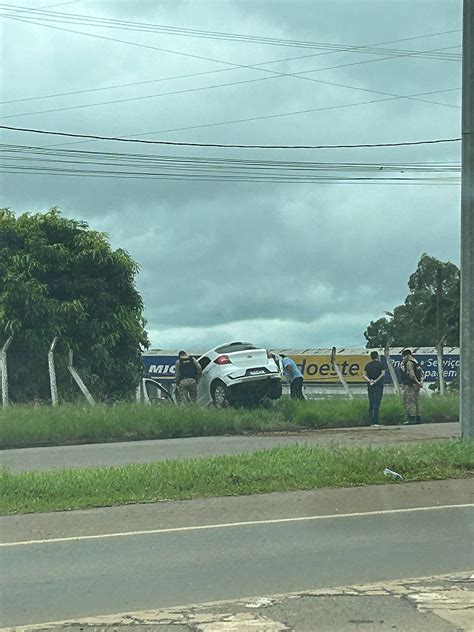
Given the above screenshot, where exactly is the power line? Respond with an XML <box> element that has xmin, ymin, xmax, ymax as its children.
<box><xmin>1</xmin><ymin>14</ymin><xmax>461</xmax><ymax>120</ymax></box>
<box><xmin>0</xmin><ymin>32</ymin><xmax>461</xmax><ymax>108</ymax></box>
<box><xmin>1</xmin><ymin>60</ymin><xmax>460</xmax><ymax>121</ymax></box>
<box><xmin>0</xmin><ymin>153</ymin><xmax>459</xmax><ymax>184</ymax></box>
<box><xmin>40</xmin><ymin>85</ymin><xmax>460</xmax><ymax>150</ymax></box>
<box><xmin>0</xmin><ymin>143</ymin><xmax>458</xmax><ymax>184</ymax></box>
<box><xmin>0</xmin><ymin>47</ymin><xmax>460</xmax><ymax>108</ymax></box>
<box><xmin>0</xmin><ymin>143</ymin><xmax>460</xmax><ymax>170</ymax></box>
<box><xmin>0</xmin><ymin>4</ymin><xmax>461</xmax><ymax>58</ymax></box>
<box><xmin>1</xmin><ymin>10</ymin><xmax>461</xmax><ymax>131</ymax></box>
<box><xmin>1</xmin><ymin>12</ymin><xmax>462</xmax><ymax>84</ymax></box>
<box><xmin>0</xmin><ymin>0</ymin><xmax>77</xmax><ymax>15</ymax></box>
<box><xmin>0</xmin><ymin>124</ymin><xmax>462</xmax><ymax>150</ymax></box>
<box><xmin>0</xmin><ymin>164</ymin><xmax>458</xmax><ymax>184</ymax></box>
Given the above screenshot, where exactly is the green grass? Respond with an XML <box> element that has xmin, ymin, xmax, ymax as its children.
<box><xmin>1</xmin><ymin>440</ymin><xmax>472</xmax><ymax>515</ymax></box>
<box><xmin>278</xmin><ymin>394</ymin><xmax>459</xmax><ymax>428</ymax></box>
<box><xmin>0</xmin><ymin>394</ymin><xmax>459</xmax><ymax>449</ymax></box>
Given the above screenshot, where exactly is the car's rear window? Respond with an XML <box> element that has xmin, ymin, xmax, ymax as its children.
<box><xmin>215</xmin><ymin>342</ymin><xmax>257</xmax><ymax>354</ymax></box>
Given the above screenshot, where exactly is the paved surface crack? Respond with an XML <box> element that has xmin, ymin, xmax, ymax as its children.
<box><xmin>3</xmin><ymin>573</ymin><xmax>472</xmax><ymax>631</ymax></box>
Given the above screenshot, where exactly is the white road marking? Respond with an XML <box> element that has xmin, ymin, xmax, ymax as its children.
<box><xmin>1</xmin><ymin>503</ymin><xmax>472</xmax><ymax>548</ymax></box>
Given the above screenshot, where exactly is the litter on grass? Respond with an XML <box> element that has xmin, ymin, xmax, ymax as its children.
<box><xmin>246</xmin><ymin>597</ymin><xmax>275</xmax><ymax>609</ymax></box>
<box><xmin>383</xmin><ymin>467</ymin><xmax>405</xmax><ymax>480</ymax></box>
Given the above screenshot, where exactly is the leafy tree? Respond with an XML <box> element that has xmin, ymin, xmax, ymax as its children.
<box><xmin>364</xmin><ymin>253</ymin><xmax>460</xmax><ymax>348</ymax></box>
<box><xmin>0</xmin><ymin>208</ymin><xmax>149</xmax><ymax>402</ymax></box>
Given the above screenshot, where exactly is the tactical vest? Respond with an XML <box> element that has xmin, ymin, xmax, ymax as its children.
<box><xmin>179</xmin><ymin>358</ymin><xmax>198</xmax><ymax>380</ymax></box>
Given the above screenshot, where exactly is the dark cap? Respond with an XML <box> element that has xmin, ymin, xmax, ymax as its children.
<box><xmin>402</xmin><ymin>349</ymin><xmax>412</xmax><ymax>356</ymax></box>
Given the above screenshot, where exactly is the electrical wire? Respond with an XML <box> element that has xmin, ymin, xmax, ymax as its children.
<box><xmin>0</xmin><ymin>143</ymin><xmax>460</xmax><ymax>185</ymax></box>
<box><xmin>0</xmin><ymin>164</ymin><xmax>458</xmax><ymax>184</ymax></box>
<box><xmin>1</xmin><ymin>64</ymin><xmax>460</xmax><ymax>121</ymax></box>
<box><xmin>0</xmin><ymin>142</ymin><xmax>460</xmax><ymax>170</ymax></box>
<box><xmin>0</xmin><ymin>4</ymin><xmax>461</xmax><ymax>59</ymax></box>
<box><xmin>0</xmin><ymin>13</ymin><xmax>461</xmax><ymax>121</ymax></box>
<box><xmin>0</xmin><ymin>34</ymin><xmax>461</xmax><ymax>108</ymax></box>
<box><xmin>28</xmin><ymin>84</ymin><xmax>460</xmax><ymax>151</ymax></box>
<box><xmin>0</xmin><ymin>124</ymin><xmax>462</xmax><ymax>150</ymax></box>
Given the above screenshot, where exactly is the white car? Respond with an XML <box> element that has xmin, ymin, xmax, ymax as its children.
<box><xmin>196</xmin><ymin>342</ymin><xmax>283</xmax><ymax>407</ymax></box>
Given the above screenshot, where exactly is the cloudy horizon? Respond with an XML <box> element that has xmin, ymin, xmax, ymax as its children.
<box><xmin>1</xmin><ymin>0</ymin><xmax>462</xmax><ymax>351</ymax></box>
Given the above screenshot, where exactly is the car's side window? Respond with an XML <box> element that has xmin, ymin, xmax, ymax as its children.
<box><xmin>199</xmin><ymin>356</ymin><xmax>211</xmax><ymax>370</ymax></box>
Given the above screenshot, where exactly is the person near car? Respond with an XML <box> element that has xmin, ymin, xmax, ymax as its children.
<box><xmin>280</xmin><ymin>354</ymin><xmax>304</xmax><ymax>399</ymax></box>
<box><xmin>399</xmin><ymin>349</ymin><xmax>423</xmax><ymax>424</ymax></box>
<box><xmin>175</xmin><ymin>351</ymin><xmax>202</xmax><ymax>404</ymax></box>
<box><xmin>363</xmin><ymin>351</ymin><xmax>386</xmax><ymax>426</ymax></box>
<box><xmin>267</xmin><ymin>350</ymin><xmax>282</xmax><ymax>374</ymax></box>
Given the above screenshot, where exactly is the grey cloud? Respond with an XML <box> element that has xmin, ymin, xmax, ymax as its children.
<box><xmin>0</xmin><ymin>0</ymin><xmax>462</xmax><ymax>348</ymax></box>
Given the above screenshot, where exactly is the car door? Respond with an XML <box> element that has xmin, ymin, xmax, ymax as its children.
<box><xmin>197</xmin><ymin>356</ymin><xmax>213</xmax><ymax>406</ymax></box>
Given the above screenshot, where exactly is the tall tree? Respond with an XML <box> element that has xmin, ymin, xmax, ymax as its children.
<box><xmin>0</xmin><ymin>208</ymin><xmax>149</xmax><ymax>402</ymax></box>
<box><xmin>364</xmin><ymin>253</ymin><xmax>460</xmax><ymax>348</ymax></box>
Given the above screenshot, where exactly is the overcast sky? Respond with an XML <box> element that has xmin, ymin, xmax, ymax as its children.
<box><xmin>0</xmin><ymin>0</ymin><xmax>462</xmax><ymax>350</ymax></box>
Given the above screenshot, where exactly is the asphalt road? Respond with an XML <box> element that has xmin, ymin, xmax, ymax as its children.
<box><xmin>1</xmin><ymin>482</ymin><xmax>472</xmax><ymax>628</ymax></box>
<box><xmin>0</xmin><ymin>422</ymin><xmax>459</xmax><ymax>473</ymax></box>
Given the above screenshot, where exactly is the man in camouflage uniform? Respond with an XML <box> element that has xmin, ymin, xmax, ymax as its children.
<box><xmin>400</xmin><ymin>349</ymin><xmax>423</xmax><ymax>424</ymax></box>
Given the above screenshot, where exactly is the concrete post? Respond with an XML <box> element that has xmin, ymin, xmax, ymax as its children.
<box><xmin>330</xmin><ymin>347</ymin><xmax>353</xmax><ymax>400</ymax></box>
<box><xmin>384</xmin><ymin>342</ymin><xmax>400</xmax><ymax>394</ymax></box>
<box><xmin>48</xmin><ymin>337</ymin><xmax>59</xmax><ymax>406</ymax></box>
<box><xmin>1</xmin><ymin>337</ymin><xmax>13</xmax><ymax>407</ymax></box>
<box><xmin>67</xmin><ymin>349</ymin><xmax>95</xmax><ymax>405</ymax></box>
<box><xmin>461</xmin><ymin>0</ymin><xmax>474</xmax><ymax>439</ymax></box>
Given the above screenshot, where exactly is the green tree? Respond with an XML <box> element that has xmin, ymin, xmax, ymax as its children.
<box><xmin>364</xmin><ymin>253</ymin><xmax>460</xmax><ymax>348</ymax></box>
<box><xmin>0</xmin><ymin>208</ymin><xmax>149</xmax><ymax>402</ymax></box>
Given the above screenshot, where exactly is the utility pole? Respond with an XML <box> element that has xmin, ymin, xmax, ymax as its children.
<box><xmin>436</xmin><ymin>265</ymin><xmax>444</xmax><ymax>345</ymax></box>
<box><xmin>435</xmin><ymin>266</ymin><xmax>446</xmax><ymax>396</ymax></box>
<box><xmin>461</xmin><ymin>0</ymin><xmax>474</xmax><ymax>439</ymax></box>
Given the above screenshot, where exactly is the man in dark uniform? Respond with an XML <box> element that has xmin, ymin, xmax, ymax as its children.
<box><xmin>363</xmin><ymin>351</ymin><xmax>386</xmax><ymax>426</ymax></box>
<box><xmin>175</xmin><ymin>351</ymin><xmax>202</xmax><ymax>404</ymax></box>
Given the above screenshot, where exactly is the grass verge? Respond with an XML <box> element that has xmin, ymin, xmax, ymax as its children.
<box><xmin>1</xmin><ymin>440</ymin><xmax>472</xmax><ymax>515</ymax></box>
<box><xmin>0</xmin><ymin>395</ymin><xmax>459</xmax><ymax>449</ymax></box>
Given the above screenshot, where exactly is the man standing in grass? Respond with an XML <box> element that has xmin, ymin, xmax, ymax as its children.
<box><xmin>175</xmin><ymin>351</ymin><xmax>202</xmax><ymax>404</ymax></box>
<box><xmin>400</xmin><ymin>349</ymin><xmax>423</xmax><ymax>424</ymax></box>
<box><xmin>363</xmin><ymin>351</ymin><xmax>386</xmax><ymax>426</ymax></box>
<box><xmin>280</xmin><ymin>354</ymin><xmax>305</xmax><ymax>399</ymax></box>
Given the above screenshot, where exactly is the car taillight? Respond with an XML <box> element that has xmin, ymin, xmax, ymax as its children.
<box><xmin>214</xmin><ymin>355</ymin><xmax>231</xmax><ymax>365</ymax></box>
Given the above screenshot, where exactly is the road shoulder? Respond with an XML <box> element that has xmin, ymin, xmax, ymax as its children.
<box><xmin>3</xmin><ymin>572</ymin><xmax>473</xmax><ymax>631</ymax></box>
<box><xmin>1</xmin><ymin>478</ymin><xmax>472</xmax><ymax>544</ymax></box>
<box><xmin>0</xmin><ymin>422</ymin><xmax>459</xmax><ymax>473</ymax></box>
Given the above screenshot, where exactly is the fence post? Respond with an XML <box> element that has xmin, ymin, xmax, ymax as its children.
<box><xmin>437</xmin><ymin>335</ymin><xmax>447</xmax><ymax>396</ymax></box>
<box><xmin>67</xmin><ymin>349</ymin><xmax>95</xmax><ymax>405</ymax></box>
<box><xmin>384</xmin><ymin>342</ymin><xmax>400</xmax><ymax>394</ymax></box>
<box><xmin>330</xmin><ymin>347</ymin><xmax>353</xmax><ymax>400</ymax></box>
<box><xmin>48</xmin><ymin>337</ymin><xmax>59</xmax><ymax>406</ymax></box>
<box><xmin>136</xmin><ymin>382</ymin><xmax>142</xmax><ymax>403</ymax></box>
<box><xmin>142</xmin><ymin>378</ymin><xmax>151</xmax><ymax>405</ymax></box>
<box><xmin>1</xmin><ymin>337</ymin><xmax>13</xmax><ymax>407</ymax></box>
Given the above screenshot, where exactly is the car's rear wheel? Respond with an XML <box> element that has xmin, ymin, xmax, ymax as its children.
<box><xmin>211</xmin><ymin>380</ymin><xmax>229</xmax><ymax>407</ymax></box>
<box><xmin>267</xmin><ymin>379</ymin><xmax>283</xmax><ymax>400</ymax></box>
